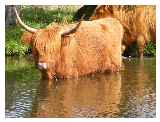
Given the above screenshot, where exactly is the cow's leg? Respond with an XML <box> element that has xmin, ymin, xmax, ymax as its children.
<box><xmin>41</xmin><ymin>70</ymin><xmax>53</xmax><ymax>81</ymax></box>
<box><xmin>137</xmin><ymin>35</ymin><xmax>145</xmax><ymax>60</ymax></box>
<box><xmin>121</xmin><ymin>44</ymin><xmax>126</xmax><ymax>55</ymax></box>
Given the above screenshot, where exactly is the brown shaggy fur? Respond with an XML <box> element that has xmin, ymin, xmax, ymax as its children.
<box><xmin>91</xmin><ymin>5</ymin><xmax>156</xmax><ymax>59</ymax></box>
<box><xmin>21</xmin><ymin>31</ymin><xmax>33</xmax><ymax>45</ymax></box>
<box><xmin>21</xmin><ymin>18</ymin><xmax>123</xmax><ymax>80</ymax></box>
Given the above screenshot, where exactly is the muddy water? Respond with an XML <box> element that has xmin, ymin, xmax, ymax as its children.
<box><xmin>5</xmin><ymin>56</ymin><xmax>156</xmax><ymax>118</ymax></box>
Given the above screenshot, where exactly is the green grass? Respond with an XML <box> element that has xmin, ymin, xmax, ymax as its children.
<box><xmin>5</xmin><ymin>6</ymin><xmax>77</xmax><ymax>56</ymax></box>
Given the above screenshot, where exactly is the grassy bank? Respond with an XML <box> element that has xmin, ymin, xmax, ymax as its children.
<box><xmin>5</xmin><ymin>6</ymin><xmax>156</xmax><ymax>57</ymax></box>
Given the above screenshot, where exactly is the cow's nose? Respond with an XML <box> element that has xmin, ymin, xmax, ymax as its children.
<box><xmin>37</xmin><ymin>62</ymin><xmax>47</xmax><ymax>70</ymax></box>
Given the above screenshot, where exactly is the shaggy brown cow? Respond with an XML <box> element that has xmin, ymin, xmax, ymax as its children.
<box><xmin>90</xmin><ymin>5</ymin><xmax>156</xmax><ymax>59</ymax></box>
<box><xmin>15</xmin><ymin>8</ymin><xmax>123</xmax><ymax>80</ymax></box>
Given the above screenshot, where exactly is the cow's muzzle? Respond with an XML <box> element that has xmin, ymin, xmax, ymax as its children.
<box><xmin>37</xmin><ymin>62</ymin><xmax>47</xmax><ymax>70</ymax></box>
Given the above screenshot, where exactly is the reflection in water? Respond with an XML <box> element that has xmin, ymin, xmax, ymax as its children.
<box><xmin>5</xmin><ymin>57</ymin><xmax>156</xmax><ymax>118</ymax></box>
<box><xmin>120</xmin><ymin>59</ymin><xmax>156</xmax><ymax>117</ymax></box>
<box><xmin>31</xmin><ymin>73</ymin><xmax>121</xmax><ymax>117</ymax></box>
<box><xmin>5</xmin><ymin>56</ymin><xmax>40</xmax><ymax>117</ymax></box>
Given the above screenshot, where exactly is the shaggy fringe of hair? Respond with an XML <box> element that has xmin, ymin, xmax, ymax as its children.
<box><xmin>33</xmin><ymin>27</ymin><xmax>62</xmax><ymax>56</ymax></box>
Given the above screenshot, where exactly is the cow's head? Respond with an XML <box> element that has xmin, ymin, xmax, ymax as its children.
<box><xmin>15</xmin><ymin>7</ymin><xmax>81</xmax><ymax>80</ymax></box>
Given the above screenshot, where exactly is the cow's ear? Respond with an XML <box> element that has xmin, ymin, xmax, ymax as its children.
<box><xmin>21</xmin><ymin>31</ymin><xmax>33</xmax><ymax>45</ymax></box>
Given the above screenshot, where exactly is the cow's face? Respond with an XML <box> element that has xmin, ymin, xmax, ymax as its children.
<box><xmin>22</xmin><ymin>28</ymin><xmax>61</xmax><ymax>79</ymax></box>
<box><xmin>34</xmin><ymin>28</ymin><xmax>61</xmax><ymax>74</ymax></box>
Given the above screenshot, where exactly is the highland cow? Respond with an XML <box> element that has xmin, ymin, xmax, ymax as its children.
<box><xmin>89</xmin><ymin>5</ymin><xmax>156</xmax><ymax>59</ymax></box>
<box><xmin>15</xmin><ymin>8</ymin><xmax>123</xmax><ymax>80</ymax></box>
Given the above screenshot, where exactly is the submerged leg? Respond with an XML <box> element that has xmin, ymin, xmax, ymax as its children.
<box><xmin>121</xmin><ymin>44</ymin><xmax>126</xmax><ymax>55</ymax></box>
<box><xmin>41</xmin><ymin>70</ymin><xmax>53</xmax><ymax>81</ymax></box>
<box><xmin>137</xmin><ymin>35</ymin><xmax>145</xmax><ymax>60</ymax></box>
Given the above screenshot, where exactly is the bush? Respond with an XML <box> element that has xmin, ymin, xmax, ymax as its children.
<box><xmin>5</xmin><ymin>26</ymin><xmax>31</xmax><ymax>56</ymax></box>
<box><xmin>21</xmin><ymin>6</ymin><xmax>76</xmax><ymax>26</ymax></box>
<box><xmin>144</xmin><ymin>41</ymin><xmax>156</xmax><ymax>57</ymax></box>
<box><xmin>123</xmin><ymin>41</ymin><xmax>156</xmax><ymax>57</ymax></box>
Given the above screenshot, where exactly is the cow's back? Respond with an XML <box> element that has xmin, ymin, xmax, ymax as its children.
<box><xmin>57</xmin><ymin>18</ymin><xmax>123</xmax><ymax>78</ymax></box>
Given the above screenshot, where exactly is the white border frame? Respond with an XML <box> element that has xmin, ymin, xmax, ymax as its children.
<box><xmin>1</xmin><ymin>0</ymin><xmax>159</xmax><ymax>122</ymax></box>
<box><xmin>2</xmin><ymin>0</ymin><xmax>158</xmax><ymax>5</ymax></box>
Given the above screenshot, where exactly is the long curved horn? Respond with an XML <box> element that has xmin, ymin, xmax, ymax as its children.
<box><xmin>14</xmin><ymin>7</ymin><xmax>37</xmax><ymax>33</ymax></box>
<box><xmin>61</xmin><ymin>21</ymin><xmax>82</xmax><ymax>36</ymax></box>
<box><xmin>61</xmin><ymin>15</ymin><xmax>84</xmax><ymax>36</ymax></box>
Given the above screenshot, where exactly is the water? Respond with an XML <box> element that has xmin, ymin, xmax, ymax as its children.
<box><xmin>5</xmin><ymin>56</ymin><xmax>156</xmax><ymax>118</ymax></box>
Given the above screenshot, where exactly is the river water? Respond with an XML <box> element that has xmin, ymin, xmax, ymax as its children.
<box><xmin>5</xmin><ymin>56</ymin><xmax>156</xmax><ymax>118</ymax></box>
